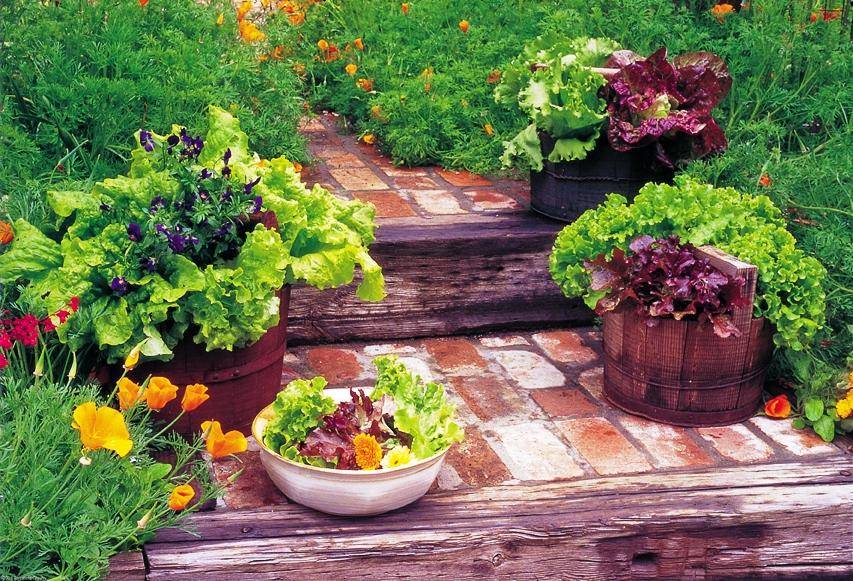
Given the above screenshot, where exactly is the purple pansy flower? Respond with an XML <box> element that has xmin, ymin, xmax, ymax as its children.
<box><xmin>140</xmin><ymin>257</ymin><xmax>157</xmax><ymax>273</ymax></box>
<box><xmin>250</xmin><ymin>195</ymin><xmax>263</xmax><ymax>214</ymax></box>
<box><xmin>127</xmin><ymin>223</ymin><xmax>142</xmax><ymax>242</ymax></box>
<box><xmin>244</xmin><ymin>177</ymin><xmax>262</xmax><ymax>195</ymax></box>
<box><xmin>150</xmin><ymin>196</ymin><xmax>166</xmax><ymax>213</ymax></box>
<box><xmin>139</xmin><ymin>130</ymin><xmax>155</xmax><ymax>152</ymax></box>
<box><xmin>199</xmin><ymin>168</ymin><xmax>212</xmax><ymax>180</ymax></box>
<box><xmin>99</xmin><ymin>203</ymin><xmax>112</xmax><ymax>212</ymax></box>
<box><xmin>223</xmin><ymin>148</ymin><xmax>232</xmax><ymax>165</ymax></box>
<box><xmin>110</xmin><ymin>276</ymin><xmax>129</xmax><ymax>296</ymax></box>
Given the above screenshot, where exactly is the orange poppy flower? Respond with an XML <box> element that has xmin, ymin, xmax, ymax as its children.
<box><xmin>459</xmin><ymin>20</ymin><xmax>469</xmax><ymax>33</ymax></box>
<box><xmin>239</xmin><ymin>20</ymin><xmax>266</xmax><ymax>43</ymax></box>
<box><xmin>117</xmin><ymin>377</ymin><xmax>143</xmax><ymax>411</ymax></box>
<box><xmin>362</xmin><ymin>133</ymin><xmax>376</xmax><ymax>145</ymax></box>
<box><xmin>72</xmin><ymin>402</ymin><xmax>133</xmax><ymax>458</ymax></box>
<box><xmin>144</xmin><ymin>377</ymin><xmax>179</xmax><ymax>411</ymax></box>
<box><xmin>345</xmin><ymin>63</ymin><xmax>358</xmax><ymax>76</ymax></box>
<box><xmin>711</xmin><ymin>3</ymin><xmax>734</xmax><ymax>23</ymax></box>
<box><xmin>289</xmin><ymin>12</ymin><xmax>305</xmax><ymax>25</ymax></box>
<box><xmin>181</xmin><ymin>384</ymin><xmax>210</xmax><ymax>412</ymax></box>
<box><xmin>354</xmin><ymin>37</ymin><xmax>364</xmax><ymax>51</ymax></box>
<box><xmin>201</xmin><ymin>420</ymin><xmax>248</xmax><ymax>458</ymax></box>
<box><xmin>758</xmin><ymin>173</ymin><xmax>772</xmax><ymax>187</ymax></box>
<box><xmin>401</xmin><ymin>3</ymin><xmax>409</xmax><ymax>15</ymax></box>
<box><xmin>764</xmin><ymin>394</ymin><xmax>791</xmax><ymax>419</ymax></box>
<box><xmin>168</xmin><ymin>484</ymin><xmax>195</xmax><ymax>510</ymax></box>
<box><xmin>236</xmin><ymin>1</ymin><xmax>253</xmax><ymax>21</ymax></box>
<box><xmin>484</xmin><ymin>123</ymin><xmax>494</xmax><ymax>136</ymax></box>
<box><xmin>0</xmin><ymin>221</ymin><xmax>14</xmax><ymax>245</ymax></box>
<box><xmin>317</xmin><ymin>39</ymin><xmax>329</xmax><ymax>52</ymax></box>
<box><xmin>139</xmin><ymin>0</ymin><xmax>149</xmax><ymax>6</ymax></box>
<box><xmin>357</xmin><ymin>78</ymin><xmax>374</xmax><ymax>92</ymax></box>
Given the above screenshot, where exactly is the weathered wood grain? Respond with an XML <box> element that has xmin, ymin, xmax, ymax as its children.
<box><xmin>105</xmin><ymin>550</ymin><xmax>145</xmax><ymax>580</ymax></box>
<box><xmin>287</xmin><ymin>213</ymin><xmax>591</xmax><ymax>345</ymax></box>
<box><xmin>145</xmin><ymin>459</ymin><xmax>853</xmax><ymax>579</ymax></box>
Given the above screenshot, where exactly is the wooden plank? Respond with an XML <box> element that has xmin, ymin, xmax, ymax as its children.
<box><xmin>106</xmin><ymin>551</ymin><xmax>146</xmax><ymax>580</ymax></box>
<box><xmin>287</xmin><ymin>213</ymin><xmax>591</xmax><ymax>345</ymax></box>
<box><xmin>145</xmin><ymin>459</ymin><xmax>853</xmax><ymax>579</ymax></box>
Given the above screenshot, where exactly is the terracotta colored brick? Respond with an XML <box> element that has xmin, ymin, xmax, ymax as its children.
<box><xmin>424</xmin><ymin>338</ymin><xmax>487</xmax><ymax>374</ymax></box>
<box><xmin>437</xmin><ymin>168</ymin><xmax>492</xmax><ymax>187</ymax></box>
<box><xmin>530</xmin><ymin>388</ymin><xmax>599</xmax><ymax>418</ymax></box>
<box><xmin>408</xmin><ymin>189</ymin><xmax>465</xmax><ymax>215</ymax></box>
<box><xmin>380</xmin><ymin>164</ymin><xmax>430</xmax><ymax>177</ymax></box>
<box><xmin>749</xmin><ymin>417</ymin><xmax>838</xmax><ymax>456</ymax></box>
<box><xmin>556</xmin><ymin>417</ymin><xmax>652</xmax><ymax>475</ymax></box>
<box><xmin>352</xmin><ymin>191</ymin><xmax>416</xmax><ymax>218</ymax></box>
<box><xmin>618</xmin><ymin>415</ymin><xmax>713</xmax><ymax>469</ymax></box>
<box><xmin>306</xmin><ymin>347</ymin><xmax>361</xmax><ymax>384</ymax></box>
<box><xmin>448</xmin><ymin>375</ymin><xmax>530</xmax><ymax>421</ymax></box>
<box><xmin>299</xmin><ymin>117</ymin><xmax>327</xmax><ymax>133</ymax></box>
<box><xmin>445</xmin><ymin>427</ymin><xmax>511</xmax><ymax>487</ymax></box>
<box><xmin>479</xmin><ymin>335</ymin><xmax>530</xmax><ymax>348</ymax></box>
<box><xmin>316</xmin><ymin>148</ymin><xmax>365</xmax><ymax>168</ymax></box>
<box><xmin>491</xmin><ymin>421</ymin><xmax>584</xmax><ymax>481</ymax></box>
<box><xmin>578</xmin><ymin>367</ymin><xmax>604</xmax><ymax>399</ymax></box>
<box><xmin>212</xmin><ymin>451</ymin><xmax>286</xmax><ymax>510</ymax></box>
<box><xmin>464</xmin><ymin>190</ymin><xmax>521</xmax><ymax>211</ymax></box>
<box><xmin>492</xmin><ymin>350</ymin><xmax>565</xmax><ymax>389</ymax></box>
<box><xmin>697</xmin><ymin>424</ymin><xmax>774</xmax><ymax>463</ymax></box>
<box><xmin>394</xmin><ymin>175</ymin><xmax>441</xmax><ymax>189</ymax></box>
<box><xmin>532</xmin><ymin>330</ymin><xmax>598</xmax><ymax>365</ymax></box>
<box><xmin>328</xmin><ymin>167</ymin><xmax>387</xmax><ymax>191</ymax></box>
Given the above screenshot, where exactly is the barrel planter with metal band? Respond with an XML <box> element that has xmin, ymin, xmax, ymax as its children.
<box><xmin>530</xmin><ymin>133</ymin><xmax>673</xmax><ymax>223</ymax></box>
<box><xmin>601</xmin><ymin>246</ymin><xmax>773</xmax><ymax>427</ymax></box>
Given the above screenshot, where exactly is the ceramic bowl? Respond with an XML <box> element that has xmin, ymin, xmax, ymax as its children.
<box><xmin>252</xmin><ymin>401</ymin><xmax>448</xmax><ymax>516</ymax></box>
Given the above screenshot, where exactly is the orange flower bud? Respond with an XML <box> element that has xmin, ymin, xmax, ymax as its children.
<box><xmin>401</xmin><ymin>3</ymin><xmax>409</xmax><ymax>15</ymax></box>
<box><xmin>459</xmin><ymin>20</ymin><xmax>469</xmax><ymax>33</ymax></box>
<box><xmin>144</xmin><ymin>377</ymin><xmax>179</xmax><ymax>411</ymax></box>
<box><xmin>354</xmin><ymin>37</ymin><xmax>364</xmax><ymax>51</ymax></box>
<box><xmin>168</xmin><ymin>484</ymin><xmax>195</xmax><ymax>510</ymax></box>
<box><xmin>758</xmin><ymin>173</ymin><xmax>772</xmax><ymax>187</ymax></box>
<box><xmin>764</xmin><ymin>394</ymin><xmax>791</xmax><ymax>419</ymax></box>
<box><xmin>181</xmin><ymin>384</ymin><xmax>210</xmax><ymax>412</ymax></box>
<box><xmin>0</xmin><ymin>221</ymin><xmax>14</xmax><ymax>245</ymax></box>
<box><xmin>484</xmin><ymin>123</ymin><xmax>494</xmax><ymax>136</ymax></box>
<box><xmin>236</xmin><ymin>1</ymin><xmax>252</xmax><ymax>22</ymax></box>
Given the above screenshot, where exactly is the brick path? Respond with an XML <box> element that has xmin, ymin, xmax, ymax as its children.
<box><xmin>214</xmin><ymin>329</ymin><xmax>846</xmax><ymax>509</ymax></box>
<box><xmin>300</xmin><ymin>113</ymin><xmax>529</xmax><ymax>219</ymax></box>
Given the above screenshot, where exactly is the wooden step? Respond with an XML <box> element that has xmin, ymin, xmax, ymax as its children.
<box><xmin>137</xmin><ymin>459</ymin><xmax>853</xmax><ymax>579</ymax></box>
<box><xmin>287</xmin><ymin>211</ymin><xmax>592</xmax><ymax>345</ymax></box>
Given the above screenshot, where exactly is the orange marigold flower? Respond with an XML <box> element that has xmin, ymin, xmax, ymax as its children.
<box><xmin>362</xmin><ymin>133</ymin><xmax>376</xmax><ymax>144</ymax></box>
<box><xmin>758</xmin><ymin>173</ymin><xmax>772</xmax><ymax>187</ymax></box>
<box><xmin>764</xmin><ymin>394</ymin><xmax>791</xmax><ymax>419</ymax></box>
<box><xmin>216</xmin><ymin>12</ymin><xmax>224</xmax><ymax>26</ymax></box>
<box><xmin>317</xmin><ymin>39</ymin><xmax>329</xmax><ymax>52</ymax></box>
<box><xmin>236</xmin><ymin>1</ymin><xmax>253</xmax><ymax>21</ymax></box>
<box><xmin>181</xmin><ymin>384</ymin><xmax>210</xmax><ymax>412</ymax></box>
<box><xmin>459</xmin><ymin>19</ymin><xmax>469</xmax><ymax>33</ymax></box>
<box><xmin>289</xmin><ymin>12</ymin><xmax>305</xmax><ymax>25</ymax></box>
<box><xmin>357</xmin><ymin>78</ymin><xmax>374</xmax><ymax>92</ymax></box>
<box><xmin>484</xmin><ymin>123</ymin><xmax>494</xmax><ymax>136</ymax></box>
<box><xmin>239</xmin><ymin>21</ymin><xmax>266</xmax><ymax>43</ymax></box>
<box><xmin>354</xmin><ymin>37</ymin><xmax>364</xmax><ymax>50</ymax></box>
<box><xmin>0</xmin><ymin>221</ymin><xmax>14</xmax><ymax>245</ymax></box>
<box><xmin>145</xmin><ymin>377</ymin><xmax>179</xmax><ymax>411</ymax></box>
<box><xmin>72</xmin><ymin>402</ymin><xmax>133</xmax><ymax>458</ymax></box>
<box><xmin>345</xmin><ymin>63</ymin><xmax>358</xmax><ymax>76</ymax></box>
<box><xmin>837</xmin><ymin>398</ymin><xmax>852</xmax><ymax>420</ymax></box>
<box><xmin>201</xmin><ymin>420</ymin><xmax>248</xmax><ymax>459</ymax></box>
<box><xmin>487</xmin><ymin>69</ymin><xmax>501</xmax><ymax>84</ymax></box>
<box><xmin>401</xmin><ymin>3</ymin><xmax>409</xmax><ymax>15</ymax></box>
<box><xmin>711</xmin><ymin>3</ymin><xmax>734</xmax><ymax>23</ymax></box>
<box><xmin>353</xmin><ymin>433</ymin><xmax>382</xmax><ymax>470</ymax></box>
<box><xmin>168</xmin><ymin>484</ymin><xmax>195</xmax><ymax>511</ymax></box>
<box><xmin>117</xmin><ymin>377</ymin><xmax>143</xmax><ymax>411</ymax></box>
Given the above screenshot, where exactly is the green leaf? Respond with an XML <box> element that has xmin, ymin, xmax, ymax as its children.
<box><xmin>803</xmin><ymin>398</ymin><xmax>824</xmax><ymax>422</ymax></box>
<box><xmin>812</xmin><ymin>415</ymin><xmax>835</xmax><ymax>442</ymax></box>
<box><xmin>791</xmin><ymin>417</ymin><xmax>806</xmax><ymax>430</ymax></box>
<box><xmin>264</xmin><ymin>377</ymin><xmax>337</xmax><ymax>453</ymax></box>
<box><xmin>47</xmin><ymin>190</ymin><xmax>98</xmax><ymax>218</ymax></box>
<box><xmin>0</xmin><ymin>219</ymin><xmax>63</xmax><ymax>284</ymax></box>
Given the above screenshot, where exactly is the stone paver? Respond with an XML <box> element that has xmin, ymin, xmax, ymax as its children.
<box><xmin>464</xmin><ymin>190</ymin><xmax>521</xmax><ymax>211</ymax></box>
<box><xmin>306</xmin><ymin>347</ymin><xmax>361</xmax><ymax>384</ymax></box>
<box><xmin>492</xmin><ymin>350</ymin><xmax>565</xmax><ymax>389</ymax></box>
<box><xmin>328</xmin><ymin>167</ymin><xmax>387</xmax><ymax>191</ymax></box>
<box><xmin>532</xmin><ymin>330</ymin><xmax>598</xmax><ymax>365</ymax></box>
<box><xmin>445</xmin><ymin>427</ymin><xmax>512</xmax><ymax>487</ymax></box>
<box><xmin>408</xmin><ymin>190</ymin><xmax>465</xmax><ymax>215</ymax></box>
<box><xmin>479</xmin><ymin>335</ymin><xmax>530</xmax><ymax>348</ymax></box>
<box><xmin>491</xmin><ymin>422</ymin><xmax>585</xmax><ymax>481</ymax></box>
<box><xmin>449</xmin><ymin>375</ymin><xmax>531</xmax><ymax>422</ymax></box>
<box><xmin>211</xmin><ymin>450</ymin><xmax>286</xmax><ymax>510</ymax></box>
<box><xmin>698</xmin><ymin>424</ymin><xmax>775</xmax><ymax>463</ymax></box>
<box><xmin>531</xmin><ymin>388</ymin><xmax>599</xmax><ymax>418</ymax></box>
<box><xmin>750</xmin><ymin>416</ymin><xmax>838</xmax><ymax>456</ymax></box>
<box><xmin>436</xmin><ymin>168</ymin><xmax>492</xmax><ymax>187</ymax></box>
<box><xmin>556</xmin><ymin>417</ymin><xmax>652</xmax><ymax>475</ymax></box>
<box><xmin>423</xmin><ymin>338</ymin><xmax>487</xmax><ymax>375</ymax></box>
<box><xmin>618</xmin><ymin>415</ymin><xmax>713</xmax><ymax>469</ymax></box>
<box><xmin>578</xmin><ymin>367</ymin><xmax>604</xmax><ymax>398</ymax></box>
<box><xmin>352</xmin><ymin>191</ymin><xmax>417</xmax><ymax>218</ymax></box>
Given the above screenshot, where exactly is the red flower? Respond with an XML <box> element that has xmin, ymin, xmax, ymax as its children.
<box><xmin>0</xmin><ymin>330</ymin><xmax>11</xmax><ymax>350</ymax></box>
<box><xmin>56</xmin><ymin>309</ymin><xmax>70</xmax><ymax>324</ymax></box>
<box><xmin>69</xmin><ymin>297</ymin><xmax>80</xmax><ymax>312</ymax></box>
<box><xmin>42</xmin><ymin>317</ymin><xmax>57</xmax><ymax>333</ymax></box>
<box><xmin>9</xmin><ymin>314</ymin><xmax>39</xmax><ymax>347</ymax></box>
<box><xmin>0</xmin><ymin>353</ymin><xmax>7</xmax><ymax>370</ymax></box>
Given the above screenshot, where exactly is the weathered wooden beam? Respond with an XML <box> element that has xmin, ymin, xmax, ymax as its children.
<box><xmin>105</xmin><ymin>550</ymin><xmax>146</xmax><ymax>580</ymax></box>
<box><xmin>145</xmin><ymin>459</ymin><xmax>853</xmax><ymax>579</ymax></box>
<box><xmin>286</xmin><ymin>213</ymin><xmax>590</xmax><ymax>345</ymax></box>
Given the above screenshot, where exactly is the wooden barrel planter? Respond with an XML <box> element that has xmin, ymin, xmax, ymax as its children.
<box><xmin>530</xmin><ymin>133</ymin><xmax>673</xmax><ymax>223</ymax></box>
<box><xmin>128</xmin><ymin>285</ymin><xmax>290</xmax><ymax>437</ymax></box>
<box><xmin>601</xmin><ymin>247</ymin><xmax>774</xmax><ymax>427</ymax></box>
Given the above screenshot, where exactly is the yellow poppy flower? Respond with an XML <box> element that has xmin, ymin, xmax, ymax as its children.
<box><xmin>201</xmin><ymin>420</ymin><xmax>248</xmax><ymax>459</ymax></box>
<box><xmin>145</xmin><ymin>377</ymin><xmax>179</xmax><ymax>411</ymax></box>
<box><xmin>117</xmin><ymin>377</ymin><xmax>143</xmax><ymax>411</ymax></box>
<box><xmin>71</xmin><ymin>402</ymin><xmax>133</xmax><ymax>458</ymax></box>
<box><xmin>168</xmin><ymin>484</ymin><xmax>195</xmax><ymax>510</ymax></box>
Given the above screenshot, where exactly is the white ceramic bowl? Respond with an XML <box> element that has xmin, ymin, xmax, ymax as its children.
<box><xmin>252</xmin><ymin>403</ymin><xmax>448</xmax><ymax>516</ymax></box>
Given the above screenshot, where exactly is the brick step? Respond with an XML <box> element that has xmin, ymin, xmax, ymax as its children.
<box><xmin>288</xmin><ymin>114</ymin><xmax>592</xmax><ymax>345</ymax></box>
